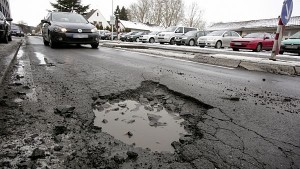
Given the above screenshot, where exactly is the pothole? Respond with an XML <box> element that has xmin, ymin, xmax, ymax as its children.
<box><xmin>92</xmin><ymin>81</ymin><xmax>213</xmax><ymax>152</ymax></box>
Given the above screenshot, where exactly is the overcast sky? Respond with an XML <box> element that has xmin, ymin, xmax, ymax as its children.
<box><xmin>9</xmin><ymin>0</ymin><xmax>300</xmax><ymax>27</ymax></box>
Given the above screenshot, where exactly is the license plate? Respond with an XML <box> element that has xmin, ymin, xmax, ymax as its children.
<box><xmin>73</xmin><ymin>34</ymin><xmax>88</xmax><ymax>38</ymax></box>
<box><xmin>234</xmin><ymin>42</ymin><xmax>242</xmax><ymax>45</ymax></box>
<box><xmin>286</xmin><ymin>45</ymin><xmax>298</xmax><ymax>49</ymax></box>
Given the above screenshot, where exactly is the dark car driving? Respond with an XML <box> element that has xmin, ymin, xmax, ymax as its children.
<box><xmin>11</xmin><ymin>24</ymin><xmax>24</xmax><ymax>37</ymax></box>
<box><xmin>0</xmin><ymin>11</ymin><xmax>12</xmax><ymax>43</ymax></box>
<box><xmin>175</xmin><ymin>31</ymin><xmax>209</xmax><ymax>46</ymax></box>
<box><xmin>41</xmin><ymin>12</ymin><xmax>100</xmax><ymax>48</ymax></box>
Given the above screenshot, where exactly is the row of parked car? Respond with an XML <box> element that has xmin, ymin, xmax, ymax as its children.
<box><xmin>112</xmin><ymin>26</ymin><xmax>300</xmax><ymax>55</ymax></box>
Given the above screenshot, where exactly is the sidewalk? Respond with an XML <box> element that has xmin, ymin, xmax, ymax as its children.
<box><xmin>101</xmin><ymin>42</ymin><xmax>300</xmax><ymax>76</ymax></box>
<box><xmin>0</xmin><ymin>39</ymin><xmax>23</xmax><ymax>85</ymax></box>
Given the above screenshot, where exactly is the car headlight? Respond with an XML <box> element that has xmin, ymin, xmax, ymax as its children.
<box><xmin>182</xmin><ymin>37</ymin><xmax>187</xmax><ymax>40</ymax></box>
<box><xmin>53</xmin><ymin>26</ymin><xmax>67</xmax><ymax>33</ymax></box>
<box><xmin>91</xmin><ymin>28</ymin><xmax>97</xmax><ymax>33</ymax></box>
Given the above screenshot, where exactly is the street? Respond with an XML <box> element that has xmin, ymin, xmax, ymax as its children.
<box><xmin>0</xmin><ymin>36</ymin><xmax>300</xmax><ymax>169</ymax></box>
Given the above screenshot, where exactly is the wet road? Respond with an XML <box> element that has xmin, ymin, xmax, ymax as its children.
<box><xmin>6</xmin><ymin>36</ymin><xmax>300</xmax><ymax>168</ymax></box>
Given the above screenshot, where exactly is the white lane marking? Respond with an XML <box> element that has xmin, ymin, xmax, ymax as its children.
<box><xmin>113</xmin><ymin>48</ymin><xmax>235</xmax><ymax>70</ymax></box>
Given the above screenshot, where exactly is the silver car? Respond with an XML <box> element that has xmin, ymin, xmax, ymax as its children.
<box><xmin>140</xmin><ymin>31</ymin><xmax>161</xmax><ymax>43</ymax></box>
<box><xmin>197</xmin><ymin>30</ymin><xmax>241</xmax><ymax>49</ymax></box>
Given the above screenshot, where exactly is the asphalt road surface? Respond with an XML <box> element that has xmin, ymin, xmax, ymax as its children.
<box><xmin>0</xmin><ymin>36</ymin><xmax>299</xmax><ymax>169</ymax></box>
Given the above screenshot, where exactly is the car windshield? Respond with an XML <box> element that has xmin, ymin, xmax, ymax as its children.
<box><xmin>165</xmin><ymin>26</ymin><xmax>177</xmax><ymax>32</ymax></box>
<box><xmin>52</xmin><ymin>12</ymin><xmax>88</xmax><ymax>23</ymax></box>
<box><xmin>207</xmin><ymin>31</ymin><xmax>225</xmax><ymax>36</ymax></box>
<box><xmin>244</xmin><ymin>33</ymin><xmax>264</xmax><ymax>38</ymax></box>
<box><xmin>289</xmin><ymin>32</ymin><xmax>300</xmax><ymax>39</ymax></box>
<box><xmin>148</xmin><ymin>31</ymin><xmax>159</xmax><ymax>35</ymax></box>
<box><xmin>184</xmin><ymin>31</ymin><xmax>197</xmax><ymax>36</ymax></box>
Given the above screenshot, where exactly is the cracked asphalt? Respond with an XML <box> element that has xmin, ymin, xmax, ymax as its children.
<box><xmin>0</xmin><ymin>36</ymin><xmax>299</xmax><ymax>169</ymax></box>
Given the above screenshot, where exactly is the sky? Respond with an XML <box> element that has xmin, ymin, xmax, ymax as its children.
<box><xmin>9</xmin><ymin>0</ymin><xmax>300</xmax><ymax>27</ymax></box>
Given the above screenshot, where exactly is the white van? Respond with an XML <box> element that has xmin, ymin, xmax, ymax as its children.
<box><xmin>158</xmin><ymin>26</ymin><xmax>197</xmax><ymax>45</ymax></box>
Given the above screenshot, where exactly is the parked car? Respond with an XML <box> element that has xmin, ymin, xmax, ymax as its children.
<box><xmin>140</xmin><ymin>31</ymin><xmax>161</xmax><ymax>43</ymax></box>
<box><xmin>0</xmin><ymin>11</ymin><xmax>12</xmax><ymax>43</ymax></box>
<box><xmin>104</xmin><ymin>32</ymin><xmax>118</xmax><ymax>40</ymax></box>
<box><xmin>280</xmin><ymin>31</ymin><xmax>300</xmax><ymax>55</ymax></box>
<box><xmin>175</xmin><ymin>31</ymin><xmax>210</xmax><ymax>46</ymax></box>
<box><xmin>41</xmin><ymin>12</ymin><xmax>100</xmax><ymax>49</ymax></box>
<box><xmin>197</xmin><ymin>30</ymin><xmax>241</xmax><ymax>49</ymax></box>
<box><xmin>11</xmin><ymin>25</ymin><xmax>25</xmax><ymax>37</ymax></box>
<box><xmin>230</xmin><ymin>32</ymin><xmax>274</xmax><ymax>52</ymax></box>
<box><xmin>98</xmin><ymin>30</ymin><xmax>110</xmax><ymax>40</ymax></box>
<box><xmin>127</xmin><ymin>31</ymin><xmax>149</xmax><ymax>42</ymax></box>
<box><xmin>120</xmin><ymin>32</ymin><xmax>137</xmax><ymax>41</ymax></box>
<box><xmin>158</xmin><ymin>26</ymin><xmax>198</xmax><ymax>45</ymax></box>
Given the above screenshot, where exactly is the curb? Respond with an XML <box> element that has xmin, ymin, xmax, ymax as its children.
<box><xmin>0</xmin><ymin>40</ymin><xmax>23</xmax><ymax>85</ymax></box>
<box><xmin>102</xmin><ymin>43</ymin><xmax>300</xmax><ymax>76</ymax></box>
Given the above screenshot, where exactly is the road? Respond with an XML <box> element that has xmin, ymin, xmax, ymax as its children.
<box><xmin>0</xmin><ymin>36</ymin><xmax>299</xmax><ymax>169</ymax></box>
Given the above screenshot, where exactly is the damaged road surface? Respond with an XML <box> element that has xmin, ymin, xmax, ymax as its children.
<box><xmin>0</xmin><ymin>36</ymin><xmax>300</xmax><ymax>169</ymax></box>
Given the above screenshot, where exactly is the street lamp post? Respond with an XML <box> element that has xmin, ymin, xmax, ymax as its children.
<box><xmin>111</xmin><ymin>0</ymin><xmax>114</xmax><ymax>41</ymax></box>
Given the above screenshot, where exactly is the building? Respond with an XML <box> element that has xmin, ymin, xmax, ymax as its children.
<box><xmin>119</xmin><ymin>20</ymin><xmax>164</xmax><ymax>32</ymax></box>
<box><xmin>84</xmin><ymin>9</ymin><xmax>110</xmax><ymax>29</ymax></box>
<box><xmin>0</xmin><ymin>0</ymin><xmax>11</xmax><ymax>18</ymax></box>
<box><xmin>207</xmin><ymin>16</ymin><xmax>300</xmax><ymax>38</ymax></box>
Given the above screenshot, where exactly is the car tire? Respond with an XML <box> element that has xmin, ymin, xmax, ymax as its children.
<box><xmin>43</xmin><ymin>37</ymin><xmax>49</xmax><ymax>46</ymax></box>
<box><xmin>149</xmin><ymin>38</ymin><xmax>155</xmax><ymax>43</ymax></box>
<box><xmin>232</xmin><ymin>48</ymin><xmax>239</xmax><ymax>51</ymax></box>
<box><xmin>199</xmin><ymin>45</ymin><xmax>205</xmax><ymax>48</ymax></box>
<box><xmin>215</xmin><ymin>41</ymin><xmax>222</xmax><ymax>49</ymax></box>
<box><xmin>91</xmin><ymin>43</ymin><xmax>99</xmax><ymax>49</ymax></box>
<box><xmin>279</xmin><ymin>51</ymin><xmax>284</xmax><ymax>54</ymax></box>
<box><xmin>188</xmin><ymin>40</ymin><xmax>195</xmax><ymax>46</ymax></box>
<box><xmin>254</xmin><ymin>43</ymin><xmax>262</xmax><ymax>52</ymax></box>
<box><xmin>8</xmin><ymin>34</ymin><xmax>12</xmax><ymax>41</ymax></box>
<box><xmin>169</xmin><ymin>38</ymin><xmax>175</xmax><ymax>45</ymax></box>
<box><xmin>49</xmin><ymin>33</ymin><xmax>57</xmax><ymax>48</ymax></box>
<box><xmin>160</xmin><ymin>42</ymin><xmax>164</xmax><ymax>44</ymax></box>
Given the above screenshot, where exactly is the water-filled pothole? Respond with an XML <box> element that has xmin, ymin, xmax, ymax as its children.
<box><xmin>92</xmin><ymin>81</ymin><xmax>213</xmax><ymax>152</ymax></box>
<box><xmin>94</xmin><ymin>100</ymin><xmax>187</xmax><ymax>152</ymax></box>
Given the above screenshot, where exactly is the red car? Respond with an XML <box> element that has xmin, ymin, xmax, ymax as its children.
<box><xmin>230</xmin><ymin>32</ymin><xmax>274</xmax><ymax>52</ymax></box>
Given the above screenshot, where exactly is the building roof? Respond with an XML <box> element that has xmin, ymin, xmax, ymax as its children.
<box><xmin>84</xmin><ymin>9</ymin><xmax>97</xmax><ymax>20</ymax></box>
<box><xmin>120</xmin><ymin>20</ymin><xmax>164</xmax><ymax>31</ymax></box>
<box><xmin>207</xmin><ymin>16</ymin><xmax>300</xmax><ymax>31</ymax></box>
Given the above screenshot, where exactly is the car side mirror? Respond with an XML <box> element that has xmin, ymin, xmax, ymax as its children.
<box><xmin>6</xmin><ymin>18</ymin><xmax>13</xmax><ymax>21</ymax></box>
<box><xmin>41</xmin><ymin>19</ymin><xmax>50</xmax><ymax>24</ymax></box>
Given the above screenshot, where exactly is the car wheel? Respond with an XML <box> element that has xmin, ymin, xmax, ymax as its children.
<box><xmin>232</xmin><ymin>48</ymin><xmax>239</xmax><ymax>51</ymax></box>
<box><xmin>189</xmin><ymin>40</ymin><xmax>195</xmax><ymax>46</ymax></box>
<box><xmin>43</xmin><ymin>37</ymin><xmax>49</xmax><ymax>46</ymax></box>
<box><xmin>279</xmin><ymin>51</ymin><xmax>284</xmax><ymax>54</ymax></box>
<box><xmin>160</xmin><ymin>42</ymin><xmax>164</xmax><ymax>44</ymax></box>
<box><xmin>91</xmin><ymin>43</ymin><xmax>99</xmax><ymax>49</ymax></box>
<box><xmin>215</xmin><ymin>41</ymin><xmax>222</xmax><ymax>49</ymax></box>
<box><xmin>149</xmin><ymin>38</ymin><xmax>155</xmax><ymax>43</ymax></box>
<box><xmin>254</xmin><ymin>43</ymin><xmax>262</xmax><ymax>52</ymax></box>
<box><xmin>199</xmin><ymin>45</ymin><xmax>205</xmax><ymax>48</ymax></box>
<box><xmin>49</xmin><ymin>33</ymin><xmax>57</xmax><ymax>48</ymax></box>
<box><xmin>169</xmin><ymin>38</ymin><xmax>175</xmax><ymax>45</ymax></box>
<box><xmin>8</xmin><ymin>34</ymin><xmax>12</xmax><ymax>41</ymax></box>
<box><xmin>176</xmin><ymin>43</ymin><xmax>181</xmax><ymax>46</ymax></box>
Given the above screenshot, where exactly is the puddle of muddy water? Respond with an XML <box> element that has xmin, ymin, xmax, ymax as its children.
<box><xmin>35</xmin><ymin>52</ymin><xmax>46</xmax><ymax>65</ymax></box>
<box><xmin>93</xmin><ymin>100</ymin><xmax>187</xmax><ymax>152</ymax></box>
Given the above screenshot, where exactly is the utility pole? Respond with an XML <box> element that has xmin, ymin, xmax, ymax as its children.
<box><xmin>111</xmin><ymin>0</ymin><xmax>114</xmax><ymax>41</ymax></box>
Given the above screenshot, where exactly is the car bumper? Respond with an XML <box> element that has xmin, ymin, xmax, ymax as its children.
<box><xmin>141</xmin><ymin>37</ymin><xmax>149</xmax><ymax>42</ymax></box>
<box><xmin>280</xmin><ymin>45</ymin><xmax>300</xmax><ymax>53</ymax></box>
<box><xmin>230</xmin><ymin>42</ymin><xmax>257</xmax><ymax>50</ymax></box>
<box><xmin>51</xmin><ymin>32</ymin><xmax>99</xmax><ymax>44</ymax></box>
<box><xmin>175</xmin><ymin>39</ymin><xmax>187</xmax><ymax>45</ymax></box>
<box><xmin>158</xmin><ymin>36</ymin><xmax>171</xmax><ymax>43</ymax></box>
<box><xmin>198</xmin><ymin>40</ymin><xmax>217</xmax><ymax>47</ymax></box>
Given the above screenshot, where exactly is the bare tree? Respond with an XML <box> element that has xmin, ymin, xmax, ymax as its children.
<box><xmin>184</xmin><ymin>1</ymin><xmax>206</xmax><ymax>30</ymax></box>
<box><xmin>128</xmin><ymin>0</ymin><xmax>184</xmax><ymax>27</ymax></box>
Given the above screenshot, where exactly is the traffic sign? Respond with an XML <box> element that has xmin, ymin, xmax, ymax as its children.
<box><xmin>110</xmin><ymin>16</ymin><xmax>115</xmax><ymax>25</ymax></box>
<box><xmin>281</xmin><ymin>0</ymin><xmax>293</xmax><ymax>25</ymax></box>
